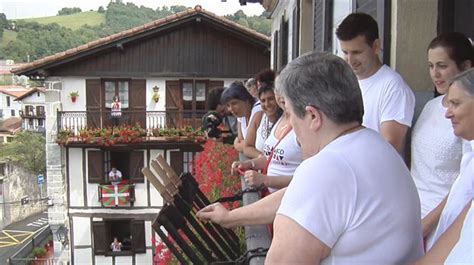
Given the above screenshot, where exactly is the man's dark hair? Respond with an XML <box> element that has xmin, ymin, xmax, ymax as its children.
<box><xmin>254</xmin><ymin>68</ymin><xmax>275</xmax><ymax>85</ymax></box>
<box><xmin>336</xmin><ymin>13</ymin><xmax>379</xmax><ymax>46</ymax></box>
<box><xmin>207</xmin><ymin>87</ymin><xmax>225</xmax><ymax>110</ymax></box>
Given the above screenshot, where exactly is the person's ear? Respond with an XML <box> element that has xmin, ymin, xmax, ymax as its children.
<box><xmin>372</xmin><ymin>38</ymin><xmax>381</xmax><ymax>54</ymax></box>
<box><xmin>305</xmin><ymin>105</ymin><xmax>322</xmax><ymax>131</ymax></box>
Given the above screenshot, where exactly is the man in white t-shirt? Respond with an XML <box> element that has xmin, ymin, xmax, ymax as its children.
<box><xmin>197</xmin><ymin>52</ymin><xmax>423</xmax><ymax>264</ymax></box>
<box><xmin>108</xmin><ymin>167</ymin><xmax>122</xmax><ymax>185</ymax></box>
<box><xmin>336</xmin><ymin>13</ymin><xmax>415</xmax><ymax>154</ymax></box>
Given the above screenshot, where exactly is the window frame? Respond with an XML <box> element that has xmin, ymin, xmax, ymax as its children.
<box><xmin>102</xmin><ymin>79</ymin><xmax>130</xmax><ymax>110</ymax></box>
<box><xmin>92</xmin><ymin>219</ymin><xmax>146</xmax><ymax>256</ymax></box>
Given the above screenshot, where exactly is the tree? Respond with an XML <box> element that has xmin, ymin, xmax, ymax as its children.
<box><xmin>57</xmin><ymin>7</ymin><xmax>82</xmax><ymax>16</ymax></box>
<box><xmin>98</xmin><ymin>6</ymin><xmax>105</xmax><ymax>13</ymax></box>
<box><xmin>0</xmin><ymin>13</ymin><xmax>7</xmax><ymax>38</ymax></box>
<box><xmin>0</xmin><ymin>131</ymin><xmax>46</xmax><ymax>174</ymax></box>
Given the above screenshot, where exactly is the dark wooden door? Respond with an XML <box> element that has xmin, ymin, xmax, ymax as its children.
<box><xmin>129</xmin><ymin>79</ymin><xmax>146</xmax><ymax>128</ymax></box>
<box><xmin>88</xmin><ymin>150</ymin><xmax>104</xmax><ymax>184</ymax></box>
<box><xmin>86</xmin><ymin>79</ymin><xmax>102</xmax><ymax>128</ymax></box>
<box><xmin>165</xmin><ymin>80</ymin><xmax>182</xmax><ymax>128</ymax></box>
<box><xmin>131</xmin><ymin>220</ymin><xmax>146</xmax><ymax>253</ymax></box>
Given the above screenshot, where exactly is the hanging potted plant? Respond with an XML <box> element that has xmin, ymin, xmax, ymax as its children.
<box><xmin>69</xmin><ymin>91</ymin><xmax>79</xmax><ymax>103</ymax></box>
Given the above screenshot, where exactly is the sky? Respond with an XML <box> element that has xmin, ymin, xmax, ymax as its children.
<box><xmin>0</xmin><ymin>0</ymin><xmax>264</xmax><ymax>19</ymax></box>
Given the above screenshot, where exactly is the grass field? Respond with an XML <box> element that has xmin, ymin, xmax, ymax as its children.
<box><xmin>16</xmin><ymin>11</ymin><xmax>105</xmax><ymax>30</ymax></box>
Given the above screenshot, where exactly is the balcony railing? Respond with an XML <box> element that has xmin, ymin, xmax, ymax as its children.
<box><xmin>57</xmin><ymin>110</ymin><xmax>207</xmax><ymax>135</ymax></box>
<box><xmin>98</xmin><ymin>184</ymin><xmax>135</xmax><ymax>207</ymax></box>
<box><xmin>19</xmin><ymin>110</ymin><xmax>46</xmax><ymax>118</ymax></box>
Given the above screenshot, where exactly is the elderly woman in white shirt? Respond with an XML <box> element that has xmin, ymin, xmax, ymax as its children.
<box><xmin>415</xmin><ymin>68</ymin><xmax>474</xmax><ymax>264</ymax></box>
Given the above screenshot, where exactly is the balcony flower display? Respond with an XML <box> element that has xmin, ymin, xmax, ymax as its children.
<box><xmin>151</xmin><ymin>126</ymin><xmax>205</xmax><ymax>142</ymax></box>
<box><xmin>57</xmin><ymin>123</ymin><xmax>147</xmax><ymax>146</ymax></box>
<box><xmin>57</xmin><ymin>125</ymin><xmax>206</xmax><ymax>146</ymax></box>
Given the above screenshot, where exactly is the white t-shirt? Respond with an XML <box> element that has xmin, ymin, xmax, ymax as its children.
<box><xmin>262</xmin><ymin>117</ymin><xmax>302</xmax><ymax>192</ymax></box>
<box><xmin>411</xmin><ymin>96</ymin><xmax>463</xmax><ymax>217</ymax></box>
<box><xmin>358</xmin><ymin>65</ymin><xmax>415</xmax><ymax>132</ymax></box>
<box><xmin>426</xmin><ymin>151</ymin><xmax>474</xmax><ymax>250</ymax></box>
<box><xmin>255</xmin><ymin>114</ymin><xmax>273</xmax><ymax>153</ymax></box>
<box><xmin>238</xmin><ymin>101</ymin><xmax>262</xmax><ymax>139</ymax></box>
<box><xmin>277</xmin><ymin>129</ymin><xmax>423</xmax><ymax>264</ymax></box>
<box><xmin>444</xmin><ymin>200</ymin><xmax>473</xmax><ymax>264</ymax></box>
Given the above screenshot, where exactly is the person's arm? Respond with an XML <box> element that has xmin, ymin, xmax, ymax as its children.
<box><xmin>196</xmin><ymin>188</ymin><xmax>286</xmax><ymax>228</ymax></box>
<box><xmin>422</xmin><ymin>196</ymin><xmax>448</xmax><ymax>239</ymax></box>
<box><xmin>243</xmin><ymin>112</ymin><xmax>264</xmax><ymax>159</ymax></box>
<box><xmin>266</xmin><ymin>214</ymin><xmax>330</xmax><ymax>264</ymax></box>
<box><xmin>414</xmin><ymin>201</ymin><xmax>471</xmax><ymax>265</ymax></box>
<box><xmin>244</xmin><ymin>170</ymin><xmax>292</xmax><ymax>190</ymax></box>
<box><xmin>234</xmin><ymin>122</ymin><xmax>244</xmax><ymax>152</ymax></box>
<box><xmin>380</xmin><ymin>120</ymin><xmax>409</xmax><ymax>154</ymax></box>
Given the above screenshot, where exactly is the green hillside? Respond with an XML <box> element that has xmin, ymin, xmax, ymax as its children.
<box><xmin>0</xmin><ymin>29</ymin><xmax>17</xmax><ymax>48</ymax></box>
<box><xmin>17</xmin><ymin>11</ymin><xmax>105</xmax><ymax>30</ymax></box>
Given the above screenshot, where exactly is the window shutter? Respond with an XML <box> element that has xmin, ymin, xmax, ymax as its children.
<box><xmin>280</xmin><ymin>18</ymin><xmax>289</xmax><ymax>70</ymax></box>
<box><xmin>88</xmin><ymin>150</ymin><xmax>104</xmax><ymax>183</ymax></box>
<box><xmin>129</xmin><ymin>79</ymin><xmax>146</xmax><ymax>127</ymax></box>
<box><xmin>313</xmin><ymin>0</ymin><xmax>333</xmax><ymax>52</ymax></box>
<box><xmin>86</xmin><ymin>79</ymin><xmax>102</xmax><ymax>128</ymax></box>
<box><xmin>273</xmin><ymin>31</ymin><xmax>279</xmax><ymax>70</ymax></box>
<box><xmin>129</xmin><ymin>150</ymin><xmax>144</xmax><ymax>183</ymax></box>
<box><xmin>169</xmin><ymin>151</ymin><xmax>184</xmax><ymax>176</ymax></box>
<box><xmin>165</xmin><ymin>80</ymin><xmax>182</xmax><ymax>128</ymax></box>
<box><xmin>292</xmin><ymin>0</ymin><xmax>301</xmax><ymax>59</ymax></box>
<box><xmin>131</xmin><ymin>220</ymin><xmax>146</xmax><ymax>253</ymax></box>
<box><xmin>92</xmin><ymin>221</ymin><xmax>108</xmax><ymax>255</ymax></box>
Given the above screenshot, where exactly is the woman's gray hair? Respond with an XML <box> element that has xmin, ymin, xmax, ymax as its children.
<box><xmin>275</xmin><ymin>52</ymin><xmax>364</xmax><ymax>124</ymax></box>
<box><xmin>245</xmin><ymin>78</ymin><xmax>257</xmax><ymax>90</ymax></box>
<box><xmin>450</xmin><ymin>68</ymin><xmax>474</xmax><ymax>96</ymax></box>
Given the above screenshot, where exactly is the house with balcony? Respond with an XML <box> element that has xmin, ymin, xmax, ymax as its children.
<box><xmin>15</xmin><ymin>87</ymin><xmax>46</xmax><ymax>133</ymax></box>
<box><xmin>0</xmin><ymin>85</ymin><xmax>29</xmax><ymax>120</ymax></box>
<box><xmin>12</xmin><ymin>5</ymin><xmax>270</xmax><ymax>265</ymax></box>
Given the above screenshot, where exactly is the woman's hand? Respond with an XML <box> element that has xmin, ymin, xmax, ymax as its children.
<box><xmin>244</xmin><ymin>170</ymin><xmax>266</xmax><ymax>187</ymax></box>
<box><xmin>231</xmin><ymin>160</ymin><xmax>254</xmax><ymax>175</ymax></box>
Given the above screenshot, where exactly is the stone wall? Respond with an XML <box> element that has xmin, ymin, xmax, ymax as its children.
<box><xmin>2</xmin><ymin>164</ymin><xmax>45</xmax><ymax>227</ymax></box>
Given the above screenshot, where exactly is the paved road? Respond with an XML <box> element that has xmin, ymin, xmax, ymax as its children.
<box><xmin>0</xmin><ymin>212</ymin><xmax>49</xmax><ymax>265</ymax></box>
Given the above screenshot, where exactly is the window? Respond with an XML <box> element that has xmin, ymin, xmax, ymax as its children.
<box><xmin>87</xmin><ymin>149</ymin><xmax>144</xmax><ymax>184</ymax></box>
<box><xmin>6</xmin><ymin>96</ymin><xmax>10</xmax><ymax>107</ymax></box>
<box><xmin>170</xmin><ymin>150</ymin><xmax>199</xmax><ymax>176</ymax></box>
<box><xmin>10</xmin><ymin>110</ymin><xmax>15</xmax><ymax>116</ymax></box>
<box><xmin>0</xmin><ymin>163</ymin><xmax>5</xmax><ymax>176</ymax></box>
<box><xmin>36</xmin><ymin>106</ymin><xmax>45</xmax><ymax>116</ymax></box>
<box><xmin>104</xmin><ymin>81</ymin><xmax>129</xmax><ymax>108</ymax></box>
<box><xmin>25</xmin><ymin>105</ymin><xmax>34</xmax><ymax>116</ymax></box>
<box><xmin>182</xmin><ymin>81</ymin><xmax>207</xmax><ymax>116</ymax></box>
<box><xmin>38</xmin><ymin>119</ymin><xmax>44</xmax><ymax>127</ymax></box>
<box><xmin>332</xmin><ymin>0</ymin><xmax>352</xmax><ymax>57</ymax></box>
<box><xmin>92</xmin><ymin>219</ymin><xmax>145</xmax><ymax>255</ymax></box>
